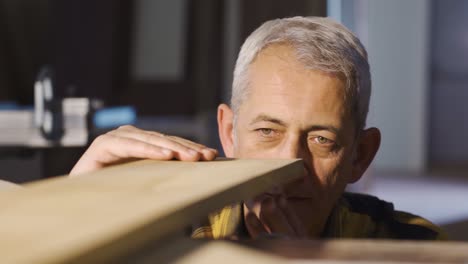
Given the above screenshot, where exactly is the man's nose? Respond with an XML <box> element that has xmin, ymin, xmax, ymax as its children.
<box><xmin>278</xmin><ymin>136</ymin><xmax>308</xmax><ymax>160</ymax></box>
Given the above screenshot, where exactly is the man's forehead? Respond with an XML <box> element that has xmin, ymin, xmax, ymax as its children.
<box><xmin>243</xmin><ymin>77</ymin><xmax>349</xmax><ymax>120</ymax></box>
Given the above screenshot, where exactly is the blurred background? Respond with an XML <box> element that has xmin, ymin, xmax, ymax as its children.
<box><xmin>0</xmin><ymin>0</ymin><xmax>467</xmax><ymax>239</ymax></box>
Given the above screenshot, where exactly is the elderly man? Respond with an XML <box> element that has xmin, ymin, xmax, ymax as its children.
<box><xmin>71</xmin><ymin>17</ymin><xmax>445</xmax><ymax>240</ymax></box>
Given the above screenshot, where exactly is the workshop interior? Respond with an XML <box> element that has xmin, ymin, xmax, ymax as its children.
<box><xmin>0</xmin><ymin>0</ymin><xmax>467</xmax><ymax>240</ymax></box>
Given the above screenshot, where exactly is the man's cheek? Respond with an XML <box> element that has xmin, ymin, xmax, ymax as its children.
<box><xmin>290</xmin><ymin>165</ymin><xmax>317</xmax><ymax>187</ymax></box>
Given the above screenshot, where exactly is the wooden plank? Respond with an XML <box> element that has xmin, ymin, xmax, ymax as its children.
<box><xmin>238</xmin><ymin>239</ymin><xmax>468</xmax><ymax>263</ymax></box>
<box><xmin>126</xmin><ymin>237</ymin><xmax>286</xmax><ymax>264</ymax></box>
<box><xmin>0</xmin><ymin>158</ymin><xmax>303</xmax><ymax>263</ymax></box>
<box><xmin>124</xmin><ymin>237</ymin><xmax>468</xmax><ymax>264</ymax></box>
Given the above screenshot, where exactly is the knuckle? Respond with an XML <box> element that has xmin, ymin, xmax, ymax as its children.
<box><xmin>148</xmin><ymin>131</ymin><xmax>171</xmax><ymax>142</ymax></box>
<box><xmin>117</xmin><ymin>124</ymin><xmax>136</xmax><ymax>131</ymax></box>
<box><xmin>142</xmin><ymin>132</ymin><xmax>156</xmax><ymax>144</ymax></box>
<box><xmin>92</xmin><ymin>134</ymin><xmax>109</xmax><ymax>146</ymax></box>
<box><xmin>148</xmin><ymin>131</ymin><xmax>165</xmax><ymax>137</ymax></box>
<box><xmin>138</xmin><ymin>143</ymin><xmax>154</xmax><ymax>154</ymax></box>
<box><xmin>165</xmin><ymin>135</ymin><xmax>177</xmax><ymax>141</ymax></box>
<box><xmin>110</xmin><ymin>135</ymin><xmax>126</xmax><ymax>146</ymax></box>
<box><xmin>171</xmin><ymin>135</ymin><xmax>191</xmax><ymax>144</ymax></box>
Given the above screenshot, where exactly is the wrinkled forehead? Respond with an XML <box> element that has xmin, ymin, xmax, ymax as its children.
<box><xmin>246</xmin><ymin>45</ymin><xmax>350</xmax><ymax>109</ymax></box>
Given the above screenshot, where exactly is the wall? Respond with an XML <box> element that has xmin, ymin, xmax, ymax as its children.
<box><xmin>330</xmin><ymin>0</ymin><xmax>431</xmax><ymax>172</ymax></box>
<box><xmin>429</xmin><ymin>0</ymin><xmax>468</xmax><ymax>168</ymax></box>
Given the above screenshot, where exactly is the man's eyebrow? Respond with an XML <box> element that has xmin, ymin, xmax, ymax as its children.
<box><xmin>249</xmin><ymin>114</ymin><xmax>288</xmax><ymax>126</ymax></box>
<box><xmin>249</xmin><ymin>114</ymin><xmax>340</xmax><ymax>134</ymax></box>
<box><xmin>306</xmin><ymin>125</ymin><xmax>340</xmax><ymax>134</ymax></box>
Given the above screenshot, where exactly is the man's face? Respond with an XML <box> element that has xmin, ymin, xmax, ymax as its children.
<box><xmin>224</xmin><ymin>44</ymin><xmax>359</xmax><ymax>236</ymax></box>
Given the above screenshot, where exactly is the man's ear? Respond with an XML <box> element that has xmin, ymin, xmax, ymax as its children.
<box><xmin>217</xmin><ymin>104</ymin><xmax>235</xmax><ymax>157</ymax></box>
<box><xmin>349</xmin><ymin>127</ymin><xmax>381</xmax><ymax>183</ymax></box>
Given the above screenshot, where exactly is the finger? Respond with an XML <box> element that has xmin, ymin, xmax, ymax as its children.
<box><xmin>107</xmin><ymin>129</ymin><xmax>202</xmax><ymax>161</ymax></box>
<box><xmin>97</xmin><ymin>135</ymin><xmax>174</xmax><ymax>161</ymax></box>
<box><xmin>259</xmin><ymin>196</ymin><xmax>295</xmax><ymax>236</ymax></box>
<box><xmin>118</xmin><ymin>125</ymin><xmax>218</xmax><ymax>160</ymax></box>
<box><xmin>245</xmin><ymin>212</ymin><xmax>269</xmax><ymax>239</ymax></box>
<box><xmin>70</xmin><ymin>135</ymin><xmax>173</xmax><ymax>176</ymax></box>
<box><xmin>149</xmin><ymin>134</ymin><xmax>218</xmax><ymax>161</ymax></box>
<box><xmin>277</xmin><ymin>196</ymin><xmax>308</xmax><ymax>238</ymax></box>
<box><xmin>169</xmin><ymin>136</ymin><xmax>218</xmax><ymax>161</ymax></box>
<box><xmin>117</xmin><ymin>125</ymin><xmax>218</xmax><ymax>161</ymax></box>
<box><xmin>117</xmin><ymin>126</ymin><xmax>206</xmax><ymax>150</ymax></box>
<box><xmin>116</xmin><ymin>124</ymin><xmax>160</xmax><ymax>134</ymax></box>
<box><xmin>113</xmin><ymin>126</ymin><xmax>218</xmax><ymax>161</ymax></box>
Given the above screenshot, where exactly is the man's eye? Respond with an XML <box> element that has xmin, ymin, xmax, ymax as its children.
<box><xmin>314</xmin><ymin>136</ymin><xmax>333</xmax><ymax>145</ymax></box>
<box><xmin>257</xmin><ymin>128</ymin><xmax>274</xmax><ymax>136</ymax></box>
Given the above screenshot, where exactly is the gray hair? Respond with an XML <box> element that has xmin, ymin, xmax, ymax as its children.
<box><xmin>231</xmin><ymin>16</ymin><xmax>371</xmax><ymax>130</ymax></box>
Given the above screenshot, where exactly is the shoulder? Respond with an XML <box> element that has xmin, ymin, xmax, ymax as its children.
<box><xmin>390</xmin><ymin>210</ymin><xmax>447</xmax><ymax>240</ymax></box>
<box><xmin>338</xmin><ymin>192</ymin><xmax>446</xmax><ymax>240</ymax></box>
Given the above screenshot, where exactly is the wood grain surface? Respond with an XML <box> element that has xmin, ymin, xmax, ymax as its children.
<box><xmin>124</xmin><ymin>237</ymin><xmax>468</xmax><ymax>264</ymax></box>
<box><xmin>239</xmin><ymin>239</ymin><xmax>468</xmax><ymax>263</ymax></box>
<box><xmin>0</xmin><ymin>158</ymin><xmax>303</xmax><ymax>263</ymax></box>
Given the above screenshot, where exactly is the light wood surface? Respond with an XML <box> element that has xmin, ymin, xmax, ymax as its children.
<box><xmin>240</xmin><ymin>239</ymin><xmax>468</xmax><ymax>263</ymax></box>
<box><xmin>123</xmin><ymin>237</ymin><xmax>468</xmax><ymax>264</ymax></box>
<box><xmin>0</xmin><ymin>158</ymin><xmax>303</xmax><ymax>263</ymax></box>
<box><xmin>2</xmin><ymin>158</ymin><xmax>468</xmax><ymax>264</ymax></box>
<box><xmin>129</xmin><ymin>237</ymin><xmax>286</xmax><ymax>264</ymax></box>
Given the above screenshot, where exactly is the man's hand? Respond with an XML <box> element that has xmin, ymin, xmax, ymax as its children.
<box><xmin>244</xmin><ymin>195</ymin><xmax>308</xmax><ymax>239</ymax></box>
<box><xmin>69</xmin><ymin>125</ymin><xmax>218</xmax><ymax>176</ymax></box>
